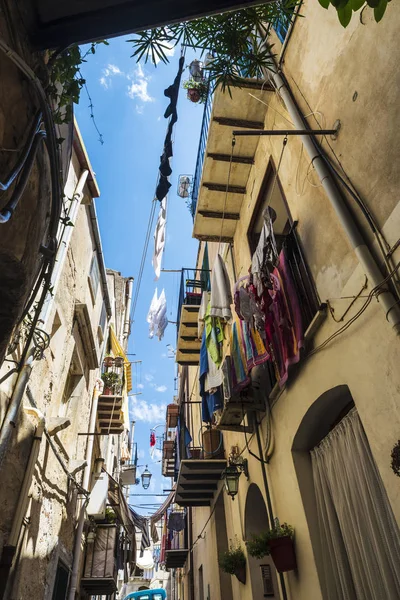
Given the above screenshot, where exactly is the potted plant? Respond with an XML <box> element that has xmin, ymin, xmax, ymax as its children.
<box><xmin>218</xmin><ymin>538</ymin><xmax>247</xmax><ymax>584</ymax></box>
<box><xmin>114</xmin><ymin>354</ymin><xmax>125</xmax><ymax>368</ymax></box>
<box><xmin>105</xmin><ymin>506</ymin><xmax>116</xmax><ymax>524</ymax></box>
<box><xmin>101</xmin><ymin>371</ymin><xmax>121</xmax><ymax>395</ymax></box>
<box><xmin>183</xmin><ymin>79</ymin><xmax>209</xmax><ymax>104</ymax></box>
<box><xmin>103</xmin><ymin>354</ymin><xmax>114</xmax><ymax>368</ymax></box>
<box><xmin>247</xmin><ymin>522</ymin><xmax>296</xmax><ymax>573</ymax></box>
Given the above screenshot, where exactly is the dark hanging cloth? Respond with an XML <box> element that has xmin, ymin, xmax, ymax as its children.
<box><xmin>154</xmin><ymin>56</ymin><xmax>185</xmax><ymax>202</ymax></box>
<box><xmin>164</xmin><ymin>56</ymin><xmax>185</xmax><ymax>120</ymax></box>
<box><xmin>168</xmin><ymin>511</ymin><xmax>185</xmax><ymax>532</ymax></box>
<box><xmin>155</xmin><ymin>175</ymin><xmax>172</xmax><ymax>202</ymax></box>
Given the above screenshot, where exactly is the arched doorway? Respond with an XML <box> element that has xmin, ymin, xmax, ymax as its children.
<box><xmin>244</xmin><ymin>484</ymin><xmax>279</xmax><ymax>598</ymax></box>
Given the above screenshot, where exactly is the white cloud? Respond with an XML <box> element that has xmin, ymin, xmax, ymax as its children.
<box><xmin>130</xmin><ymin>398</ymin><xmax>166</xmax><ymax>423</ymax></box>
<box><xmin>127</xmin><ymin>64</ymin><xmax>154</xmax><ymax>104</ymax></box>
<box><xmin>145</xmin><ymin>374</ymin><xmax>154</xmax><ymax>383</ymax></box>
<box><xmin>137</xmin><ymin>383</ymin><xmax>144</xmax><ymax>390</ymax></box>
<box><xmin>135</xmin><ymin>104</ymin><xmax>144</xmax><ymax>115</ymax></box>
<box><xmin>152</xmin><ymin>448</ymin><xmax>162</xmax><ymax>461</ymax></box>
<box><xmin>153</xmin><ymin>42</ymin><xmax>176</xmax><ymax>65</ymax></box>
<box><xmin>99</xmin><ymin>63</ymin><xmax>124</xmax><ymax>88</ymax></box>
<box><xmin>155</xmin><ymin>385</ymin><xmax>167</xmax><ymax>393</ymax></box>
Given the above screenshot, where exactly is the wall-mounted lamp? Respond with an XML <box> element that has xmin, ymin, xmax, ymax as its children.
<box><xmin>222</xmin><ymin>455</ymin><xmax>249</xmax><ymax>500</ymax></box>
<box><xmin>141</xmin><ymin>465</ymin><xmax>152</xmax><ymax>490</ymax></box>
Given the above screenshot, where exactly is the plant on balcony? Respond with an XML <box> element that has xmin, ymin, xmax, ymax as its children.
<box><xmin>101</xmin><ymin>371</ymin><xmax>122</xmax><ymax>395</ymax></box>
<box><xmin>105</xmin><ymin>507</ymin><xmax>117</xmax><ymax>524</ymax></box>
<box><xmin>103</xmin><ymin>354</ymin><xmax>114</xmax><ymax>368</ymax></box>
<box><xmin>247</xmin><ymin>522</ymin><xmax>296</xmax><ymax>573</ymax></box>
<box><xmin>218</xmin><ymin>538</ymin><xmax>247</xmax><ymax>584</ymax></box>
<box><xmin>114</xmin><ymin>354</ymin><xmax>125</xmax><ymax>368</ymax></box>
<box><xmin>183</xmin><ymin>79</ymin><xmax>209</xmax><ymax>104</ymax></box>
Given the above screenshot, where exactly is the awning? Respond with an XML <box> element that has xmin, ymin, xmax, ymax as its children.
<box><xmin>150</xmin><ymin>490</ymin><xmax>175</xmax><ymax>525</ymax></box>
<box><xmin>110</xmin><ymin>326</ymin><xmax>132</xmax><ymax>392</ymax></box>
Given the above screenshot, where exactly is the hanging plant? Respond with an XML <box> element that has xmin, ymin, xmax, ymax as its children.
<box><xmin>391</xmin><ymin>440</ymin><xmax>400</xmax><ymax>477</ymax></box>
<box><xmin>183</xmin><ymin>79</ymin><xmax>209</xmax><ymax>104</ymax></box>
<box><xmin>247</xmin><ymin>523</ymin><xmax>296</xmax><ymax>573</ymax></box>
<box><xmin>218</xmin><ymin>538</ymin><xmax>247</xmax><ymax>584</ymax></box>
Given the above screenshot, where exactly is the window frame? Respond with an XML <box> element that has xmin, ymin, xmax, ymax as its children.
<box><xmin>88</xmin><ymin>252</ymin><xmax>100</xmax><ymax>303</ymax></box>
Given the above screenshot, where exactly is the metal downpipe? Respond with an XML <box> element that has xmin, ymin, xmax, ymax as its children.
<box><xmin>266</xmin><ymin>61</ymin><xmax>400</xmax><ymax>333</ymax></box>
<box><xmin>67</xmin><ymin>378</ymin><xmax>103</xmax><ymax>600</ymax></box>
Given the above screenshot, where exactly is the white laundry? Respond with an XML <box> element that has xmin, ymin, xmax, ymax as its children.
<box><xmin>210</xmin><ymin>254</ymin><xmax>232</xmax><ymax>322</ymax></box>
<box><xmin>147</xmin><ymin>288</ymin><xmax>168</xmax><ymax>341</ymax></box>
<box><xmin>152</xmin><ymin>197</ymin><xmax>167</xmax><ymax>281</ymax></box>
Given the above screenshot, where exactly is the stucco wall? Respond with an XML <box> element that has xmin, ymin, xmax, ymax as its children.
<box><xmin>184</xmin><ymin>2</ymin><xmax>400</xmax><ymax>599</ymax></box>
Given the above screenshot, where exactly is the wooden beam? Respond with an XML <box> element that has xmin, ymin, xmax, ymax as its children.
<box><xmin>227</xmin><ymin>78</ymin><xmax>274</xmax><ymax>91</ymax></box>
<box><xmin>203</xmin><ymin>182</ymin><xmax>246</xmax><ymax>194</ymax></box>
<box><xmin>207</xmin><ymin>152</ymin><xmax>254</xmax><ymax>165</ymax></box>
<box><xmin>194</xmin><ymin>234</ymin><xmax>234</xmax><ymax>243</ymax></box>
<box><xmin>213</xmin><ymin>117</ymin><xmax>264</xmax><ymax>130</ymax></box>
<box><xmin>198</xmin><ymin>210</ymin><xmax>240</xmax><ymax>220</ymax></box>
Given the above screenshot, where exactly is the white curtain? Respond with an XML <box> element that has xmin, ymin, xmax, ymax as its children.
<box><xmin>311</xmin><ymin>407</ymin><xmax>400</xmax><ymax>600</ymax></box>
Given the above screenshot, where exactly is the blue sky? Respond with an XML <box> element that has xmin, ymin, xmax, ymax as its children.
<box><xmin>76</xmin><ymin>36</ymin><xmax>203</xmax><ymax>514</ymax></box>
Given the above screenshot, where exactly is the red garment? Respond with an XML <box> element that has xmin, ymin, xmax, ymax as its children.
<box><xmin>150</xmin><ymin>431</ymin><xmax>156</xmax><ymax>447</ymax></box>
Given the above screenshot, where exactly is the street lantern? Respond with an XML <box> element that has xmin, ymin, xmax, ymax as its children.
<box><xmin>222</xmin><ymin>465</ymin><xmax>241</xmax><ymax>499</ymax></box>
<box><xmin>141</xmin><ymin>465</ymin><xmax>152</xmax><ymax>490</ymax></box>
<box><xmin>222</xmin><ymin>457</ymin><xmax>249</xmax><ymax>500</ymax></box>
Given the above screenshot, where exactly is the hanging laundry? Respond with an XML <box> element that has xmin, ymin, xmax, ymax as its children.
<box><xmin>251</xmin><ymin>208</ymin><xmax>279</xmax><ymax>295</ymax></box>
<box><xmin>152</xmin><ymin>197</ymin><xmax>167</xmax><ymax>280</ymax></box>
<box><xmin>164</xmin><ymin>56</ymin><xmax>185</xmax><ymax>120</ymax></box>
<box><xmin>150</xmin><ymin>431</ymin><xmax>156</xmax><ymax>448</ymax></box>
<box><xmin>168</xmin><ymin>510</ymin><xmax>185</xmax><ymax>532</ymax></box>
<box><xmin>199</xmin><ymin>330</ymin><xmax>223</xmax><ymax>423</ymax></box>
<box><xmin>155</xmin><ymin>175</ymin><xmax>172</xmax><ymax>202</ymax></box>
<box><xmin>147</xmin><ymin>288</ymin><xmax>168</xmax><ymax>341</ymax></box>
<box><xmin>210</xmin><ymin>254</ymin><xmax>233</xmax><ymax>322</ymax></box>
<box><xmin>198</xmin><ymin>290</ymin><xmax>210</xmax><ymax>339</ymax></box>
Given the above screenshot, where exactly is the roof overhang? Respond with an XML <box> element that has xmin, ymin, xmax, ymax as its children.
<box><xmin>165</xmin><ymin>549</ymin><xmax>189</xmax><ymax>569</ymax></box>
<box><xmin>193</xmin><ymin>81</ymin><xmax>272</xmax><ymax>242</ymax></box>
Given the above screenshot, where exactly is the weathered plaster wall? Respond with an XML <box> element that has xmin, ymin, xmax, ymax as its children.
<box><xmin>186</xmin><ymin>3</ymin><xmax>400</xmax><ymax>599</ymax></box>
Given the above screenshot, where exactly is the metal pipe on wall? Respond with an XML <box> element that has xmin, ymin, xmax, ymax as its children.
<box><xmin>123</xmin><ymin>277</ymin><xmax>134</xmax><ymax>347</ymax></box>
<box><xmin>67</xmin><ymin>377</ymin><xmax>104</xmax><ymax>600</ymax></box>
<box><xmin>264</xmin><ymin>56</ymin><xmax>400</xmax><ymax>334</ymax></box>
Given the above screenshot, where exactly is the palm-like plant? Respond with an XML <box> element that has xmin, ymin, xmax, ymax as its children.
<box><xmin>128</xmin><ymin>2</ymin><xmax>298</xmax><ymax>94</ymax></box>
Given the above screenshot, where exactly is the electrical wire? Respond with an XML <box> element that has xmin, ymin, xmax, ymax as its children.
<box><xmin>308</xmin><ymin>260</ymin><xmax>400</xmax><ymax>358</ymax></box>
<box><xmin>189</xmin><ymin>501</ymin><xmax>218</xmax><ymax>552</ymax></box>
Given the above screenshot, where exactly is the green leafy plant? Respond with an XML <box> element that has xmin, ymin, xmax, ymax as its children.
<box><xmin>48</xmin><ymin>41</ymin><xmax>109</xmax><ymax>124</ymax></box>
<box><xmin>105</xmin><ymin>506</ymin><xmax>117</xmax><ymax>523</ymax></box>
<box><xmin>318</xmin><ymin>0</ymin><xmax>391</xmax><ymax>27</ymax></box>
<box><xmin>183</xmin><ymin>79</ymin><xmax>209</xmax><ymax>103</ymax></box>
<box><xmin>128</xmin><ymin>3</ymin><xmax>298</xmax><ymax>94</ymax></box>
<box><xmin>247</xmin><ymin>523</ymin><xmax>294</xmax><ymax>559</ymax></box>
<box><xmin>218</xmin><ymin>538</ymin><xmax>246</xmax><ymax>575</ymax></box>
<box><xmin>101</xmin><ymin>371</ymin><xmax>121</xmax><ymax>390</ymax></box>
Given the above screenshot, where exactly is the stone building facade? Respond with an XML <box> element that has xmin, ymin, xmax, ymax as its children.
<box><xmin>166</xmin><ymin>3</ymin><xmax>400</xmax><ymax>600</ymax></box>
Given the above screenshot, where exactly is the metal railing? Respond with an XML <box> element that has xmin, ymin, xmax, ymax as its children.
<box><xmin>190</xmin><ymin>86</ymin><xmax>214</xmax><ymax>219</ymax></box>
<box><xmin>176</xmin><ymin>268</ymin><xmax>211</xmax><ymax>338</ymax></box>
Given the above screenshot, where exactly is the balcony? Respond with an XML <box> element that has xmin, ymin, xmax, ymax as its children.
<box><xmin>192</xmin><ymin>79</ymin><xmax>273</xmax><ymax>242</ymax></box>
<box><xmin>165</xmin><ymin>519</ymin><xmax>189</xmax><ymax>569</ymax></box>
<box><xmin>97</xmin><ymin>394</ymin><xmax>125</xmax><ymax>435</ymax></box>
<box><xmin>81</xmin><ymin>525</ymin><xmax>117</xmax><ymax>595</ymax></box>
<box><xmin>175</xmin><ymin>269</ymin><xmax>210</xmax><ymax>365</ymax></box>
<box><xmin>175</xmin><ymin>459</ymin><xmax>227</xmax><ymax>507</ymax></box>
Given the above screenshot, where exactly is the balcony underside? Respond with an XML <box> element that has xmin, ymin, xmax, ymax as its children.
<box><xmin>193</xmin><ymin>82</ymin><xmax>271</xmax><ymax>241</ymax></box>
<box><xmin>175</xmin><ymin>459</ymin><xmax>226</xmax><ymax>507</ymax></box>
<box><xmin>162</xmin><ymin>457</ymin><xmax>175</xmax><ymax>477</ymax></box>
<box><xmin>80</xmin><ymin>578</ymin><xmax>117</xmax><ymax>595</ymax></box>
<box><xmin>97</xmin><ymin>395</ymin><xmax>124</xmax><ymax>434</ymax></box>
<box><xmin>165</xmin><ymin>549</ymin><xmax>189</xmax><ymax>569</ymax></box>
<box><xmin>176</xmin><ymin>305</ymin><xmax>201</xmax><ymax>365</ymax></box>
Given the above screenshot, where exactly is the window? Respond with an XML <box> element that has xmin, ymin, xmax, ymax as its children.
<box><xmin>198</xmin><ymin>565</ymin><xmax>205</xmax><ymax>600</ymax></box>
<box><xmin>52</xmin><ymin>561</ymin><xmax>69</xmax><ymax>600</ymax></box>
<box><xmin>260</xmin><ymin>564</ymin><xmax>274</xmax><ymax>596</ymax></box>
<box><xmin>273</xmin><ymin>6</ymin><xmax>295</xmax><ymax>43</ymax></box>
<box><xmin>60</xmin><ymin>346</ymin><xmax>84</xmax><ymax>418</ymax></box>
<box><xmin>97</xmin><ymin>302</ymin><xmax>107</xmax><ymax>345</ymax></box>
<box><xmin>248</xmin><ymin>161</ymin><xmax>320</xmax><ymax>331</ymax></box>
<box><xmin>88</xmin><ymin>253</ymin><xmax>100</xmax><ymax>302</ymax></box>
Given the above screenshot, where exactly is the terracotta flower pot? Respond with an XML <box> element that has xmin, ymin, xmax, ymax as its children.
<box><xmin>114</xmin><ymin>356</ymin><xmax>124</xmax><ymax>368</ymax></box>
<box><xmin>188</xmin><ymin>88</ymin><xmax>201</xmax><ymax>103</ymax></box>
<box><xmin>269</xmin><ymin>536</ymin><xmax>297</xmax><ymax>572</ymax></box>
<box><xmin>234</xmin><ymin>565</ymin><xmax>246</xmax><ymax>584</ymax></box>
<box><xmin>103</xmin><ymin>356</ymin><xmax>114</xmax><ymax>368</ymax></box>
<box><xmin>103</xmin><ymin>387</ymin><xmax>112</xmax><ymax>396</ymax></box>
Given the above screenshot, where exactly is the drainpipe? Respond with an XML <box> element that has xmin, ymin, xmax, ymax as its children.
<box><xmin>67</xmin><ymin>377</ymin><xmax>103</xmax><ymax>600</ymax></box>
<box><xmin>266</xmin><ymin>60</ymin><xmax>400</xmax><ymax>333</ymax></box>
<box><xmin>254</xmin><ymin>419</ymin><xmax>288</xmax><ymax>600</ymax></box>
<box><xmin>40</xmin><ymin>169</ymin><xmax>89</xmax><ymax>328</ymax></box>
<box><xmin>123</xmin><ymin>278</ymin><xmax>134</xmax><ymax>347</ymax></box>
<box><xmin>0</xmin><ymin>407</ymin><xmax>45</xmax><ymax>599</ymax></box>
<box><xmin>0</xmin><ymin>352</ymin><xmax>34</xmax><ymax>471</ymax></box>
